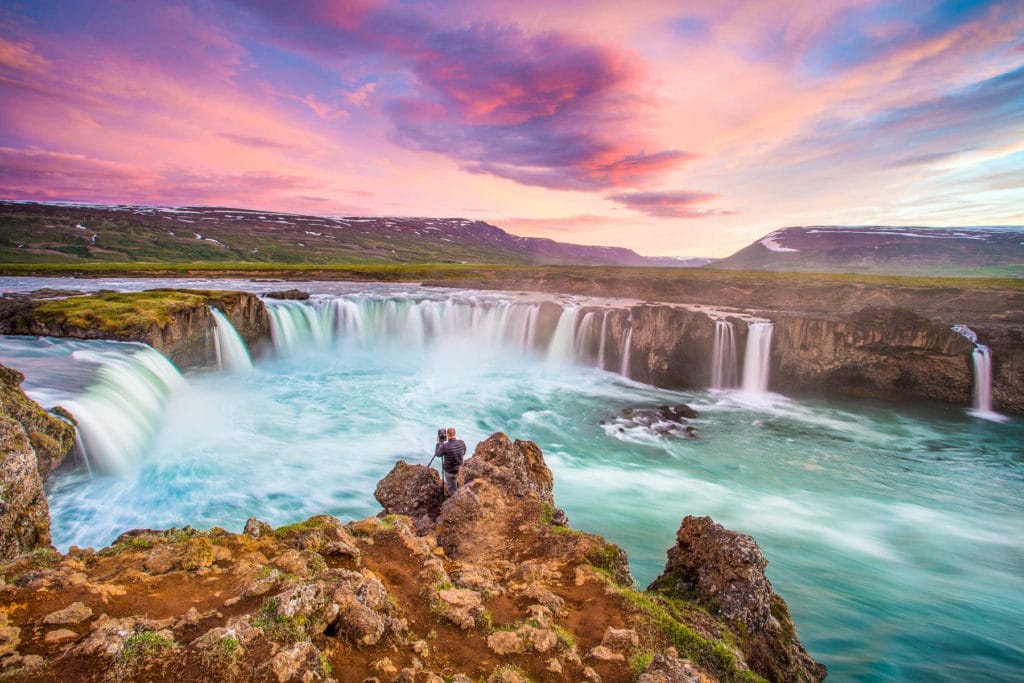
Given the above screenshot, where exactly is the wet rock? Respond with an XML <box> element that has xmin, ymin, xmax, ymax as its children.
<box><xmin>264</xmin><ymin>289</ymin><xmax>310</xmax><ymax>300</ymax></box>
<box><xmin>658</xmin><ymin>404</ymin><xmax>698</xmax><ymax>420</ymax></box>
<box><xmin>42</xmin><ymin>601</ymin><xmax>92</xmax><ymax>625</ymax></box>
<box><xmin>374</xmin><ymin>461</ymin><xmax>445</xmax><ymax>533</ymax></box>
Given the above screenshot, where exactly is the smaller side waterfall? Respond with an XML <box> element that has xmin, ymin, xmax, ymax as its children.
<box><xmin>952</xmin><ymin>325</ymin><xmax>1005</xmax><ymax>421</ymax></box>
<box><xmin>741</xmin><ymin>322</ymin><xmax>773</xmax><ymax>393</ymax></box>
<box><xmin>711</xmin><ymin>320</ymin><xmax>739</xmax><ymax>390</ymax></box>
<box><xmin>620</xmin><ymin>326</ymin><xmax>633</xmax><ymax>378</ymax></box>
<box><xmin>210</xmin><ymin>308</ymin><xmax>253</xmax><ymax>372</ymax></box>
<box><xmin>547</xmin><ymin>307</ymin><xmax>580</xmax><ymax>362</ymax></box>
<box><xmin>597</xmin><ymin>312</ymin><xmax>609</xmax><ymax>370</ymax></box>
<box><xmin>572</xmin><ymin>312</ymin><xmax>598</xmax><ymax>363</ymax></box>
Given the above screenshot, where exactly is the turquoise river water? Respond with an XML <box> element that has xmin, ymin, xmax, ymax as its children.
<box><xmin>0</xmin><ymin>277</ymin><xmax>1021</xmax><ymax>681</ymax></box>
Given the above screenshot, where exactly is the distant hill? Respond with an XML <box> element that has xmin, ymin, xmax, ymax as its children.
<box><xmin>712</xmin><ymin>226</ymin><xmax>1024</xmax><ymax>277</ymax></box>
<box><xmin>0</xmin><ymin>201</ymin><xmax>710</xmax><ymax>267</ymax></box>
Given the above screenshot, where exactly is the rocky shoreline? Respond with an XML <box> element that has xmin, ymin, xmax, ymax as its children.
<box><xmin>0</xmin><ymin>423</ymin><xmax>825</xmax><ymax>682</ymax></box>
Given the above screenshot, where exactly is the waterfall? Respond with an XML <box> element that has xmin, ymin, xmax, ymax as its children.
<box><xmin>60</xmin><ymin>346</ymin><xmax>185</xmax><ymax>472</ymax></box>
<box><xmin>971</xmin><ymin>346</ymin><xmax>994</xmax><ymax>414</ymax></box>
<box><xmin>266</xmin><ymin>300</ymin><xmax>330</xmax><ymax>353</ymax></box>
<box><xmin>711</xmin><ymin>320</ymin><xmax>739</xmax><ymax>390</ymax></box>
<box><xmin>267</xmin><ymin>295</ymin><xmax>547</xmax><ymax>355</ymax></box>
<box><xmin>547</xmin><ymin>307</ymin><xmax>580</xmax><ymax>362</ymax></box>
<box><xmin>573</xmin><ymin>312</ymin><xmax>597</xmax><ymax>363</ymax></box>
<box><xmin>620</xmin><ymin>326</ymin><xmax>633</xmax><ymax>378</ymax></box>
<box><xmin>209</xmin><ymin>308</ymin><xmax>253</xmax><ymax>372</ymax></box>
<box><xmin>598</xmin><ymin>312</ymin><xmax>609</xmax><ymax>370</ymax></box>
<box><xmin>741</xmin><ymin>322</ymin><xmax>773</xmax><ymax>393</ymax></box>
<box><xmin>952</xmin><ymin>325</ymin><xmax>1005</xmax><ymax>420</ymax></box>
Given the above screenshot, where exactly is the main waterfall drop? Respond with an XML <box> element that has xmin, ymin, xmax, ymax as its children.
<box><xmin>711</xmin><ymin>320</ymin><xmax>739</xmax><ymax>390</ymax></box>
<box><xmin>741</xmin><ymin>322</ymin><xmax>773</xmax><ymax>393</ymax></box>
<box><xmin>209</xmin><ymin>308</ymin><xmax>253</xmax><ymax>372</ymax></box>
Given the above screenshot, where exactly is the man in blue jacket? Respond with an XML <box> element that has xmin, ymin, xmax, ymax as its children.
<box><xmin>435</xmin><ymin>427</ymin><xmax>467</xmax><ymax>496</ymax></box>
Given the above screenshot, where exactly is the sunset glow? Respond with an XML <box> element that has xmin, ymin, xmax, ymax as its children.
<box><xmin>1</xmin><ymin>0</ymin><xmax>1021</xmax><ymax>257</ymax></box>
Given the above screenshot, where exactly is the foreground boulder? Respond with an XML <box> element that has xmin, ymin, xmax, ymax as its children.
<box><xmin>650</xmin><ymin>516</ymin><xmax>826</xmax><ymax>682</ymax></box>
<box><xmin>1</xmin><ymin>433</ymin><xmax>825</xmax><ymax>682</ymax></box>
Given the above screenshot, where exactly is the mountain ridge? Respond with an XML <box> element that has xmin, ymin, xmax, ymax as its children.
<box><xmin>714</xmin><ymin>225</ymin><xmax>1024</xmax><ymax>276</ymax></box>
<box><xmin>0</xmin><ymin>201</ymin><xmax>713</xmax><ymax>267</ymax></box>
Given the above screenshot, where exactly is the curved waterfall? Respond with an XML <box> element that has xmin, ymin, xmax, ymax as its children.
<box><xmin>57</xmin><ymin>346</ymin><xmax>185</xmax><ymax>472</ymax></box>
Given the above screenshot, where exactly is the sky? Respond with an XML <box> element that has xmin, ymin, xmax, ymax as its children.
<box><xmin>0</xmin><ymin>1</ymin><xmax>1022</xmax><ymax>257</ymax></box>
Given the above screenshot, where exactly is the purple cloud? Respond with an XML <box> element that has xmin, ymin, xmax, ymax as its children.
<box><xmin>608</xmin><ymin>190</ymin><xmax>734</xmax><ymax>218</ymax></box>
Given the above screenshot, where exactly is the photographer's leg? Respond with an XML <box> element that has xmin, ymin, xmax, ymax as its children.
<box><xmin>444</xmin><ymin>471</ymin><xmax>457</xmax><ymax>496</ymax></box>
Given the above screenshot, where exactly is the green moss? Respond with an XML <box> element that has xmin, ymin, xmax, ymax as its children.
<box><xmin>587</xmin><ymin>541</ymin><xmax>624</xmax><ymax>573</ymax></box>
<box><xmin>121</xmin><ymin>631</ymin><xmax>174</xmax><ymax>663</ymax></box>
<box><xmin>611</xmin><ymin>583</ymin><xmax>768</xmax><ymax>683</ymax></box>
<box><xmin>540</xmin><ymin>502</ymin><xmax>554</xmax><ymax>526</ymax></box>
<box><xmin>30</xmin><ymin>547</ymin><xmax>60</xmax><ymax>568</ymax></box>
<box><xmin>273</xmin><ymin>517</ymin><xmax>331</xmax><ymax>537</ymax></box>
<box><xmin>253</xmin><ymin>597</ymin><xmax>306</xmax><ymax>643</ymax></box>
<box><xmin>31</xmin><ymin>291</ymin><xmax>210</xmax><ymax>336</ymax></box>
<box><xmin>553</xmin><ymin>624</ymin><xmax>576</xmax><ymax>650</ymax></box>
<box><xmin>488</xmin><ymin>664</ymin><xmax>534</xmax><ymax>683</ymax></box>
<box><xmin>631</xmin><ymin>651</ymin><xmax>655</xmax><ymax>676</ymax></box>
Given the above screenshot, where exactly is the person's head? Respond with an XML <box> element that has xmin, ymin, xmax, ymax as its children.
<box><xmin>446</xmin><ymin>427</ymin><xmax>456</xmax><ymax>439</ymax></box>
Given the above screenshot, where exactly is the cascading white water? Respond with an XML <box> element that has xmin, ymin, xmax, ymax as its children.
<box><xmin>711</xmin><ymin>320</ymin><xmax>739</xmax><ymax>390</ymax></box>
<box><xmin>573</xmin><ymin>312</ymin><xmax>597</xmax><ymax>364</ymax></box>
<box><xmin>971</xmin><ymin>346</ymin><xmax>994</xmax><ymax>413</ymax></box>
<box><xmin>598</xmin><ymin>312</ymin><xmax>609</xmax><ymax>370</ymax></box>
<box><xmin>58</xmin><ymin>346</ymin><xmax>185</xmax><ymax>472</ymax></box>
<box><xmin>267</xmin><ymin>296</ymin><xmax>547</xmax><ymax>355</ymax></box>
<box><xmin>741</xmin><ymin>322</ymin><xmax>773</xmax><ymax>393</ymax></box>
<box><xmin>547</xmin><ymin>306</ymin><xmax>580</xmax><ymax>362</ymax></box>
<box><xmin>209</xmin><ymin>308</ymin><xmax>253</xmax><ymax>372</ymax></box>
<box><xmin>952</xmin><ymin>325</ymin><xmax>1004</xmax><ymax>420</ymax></box>
<box><xmin>620</xmin><ymin>326</ymin><xmax>633</xmax><ymax>378</ymax></box>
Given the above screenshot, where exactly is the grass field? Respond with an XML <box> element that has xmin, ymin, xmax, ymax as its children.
<box><xmin>1</xmin><ymin>261</ymin><xmax>1021</xmax><ymax>291</ymax></box>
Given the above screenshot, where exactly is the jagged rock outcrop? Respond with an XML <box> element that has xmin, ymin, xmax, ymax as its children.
<box><xmin>0</xmin><ymin>432</ymin><xmax>826</xmax><ymax>682</ymax></box>
<box><xmin>0</xmin><ymin>289</ymin><xmax>271</xmax><ymax>370</ymax></box>
<box><xmin>0</xmin><ymin>365</ymin><xmax>75</xmax><ymax>562</ymax></box>
<box><xmin>650</xmin><ymin>516</ymin><xmax>826</xmax><ymax>683</ymax></box>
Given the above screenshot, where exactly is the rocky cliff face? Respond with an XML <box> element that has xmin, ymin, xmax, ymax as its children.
<box><xmin>0</xmin><ymin>289</ymin><xmax>271</xmax><ymax>370</ymax></box>
<box><xmin>0</xmin><ymin>433</ymin><xmax>825</xmax><ymax>682</ymax></box>
<box><xmin>593</xmin><ymin>302</ymin><xmax>1019</xmax><ymax>415</ymax></box>
<box><xmin>0</xmin><ymin>365</ymin><xmax>76</xmax><ymax>562</ymax></box>
<box><xmin>770</xmin><ymin>308</ymin><xmax>977</xmax><ymax>404</ymax></box>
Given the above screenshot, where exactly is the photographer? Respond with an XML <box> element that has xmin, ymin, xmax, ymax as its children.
<box><xmin>434</xmin><ymin>427</ymin><xmax>467</xmax><ymax>496</ymax></box>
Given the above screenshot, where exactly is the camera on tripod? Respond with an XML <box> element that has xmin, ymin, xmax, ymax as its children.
<box><xmin>437</xmin><ymin>428</ymin><xmax>448</xmax><ymax>443</ymax></box>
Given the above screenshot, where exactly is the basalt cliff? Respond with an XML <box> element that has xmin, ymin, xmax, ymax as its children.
<box><xmin>0</xmin><ymin>421</ymin><xmax>824</xmax><ymax>682</ymax></box>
